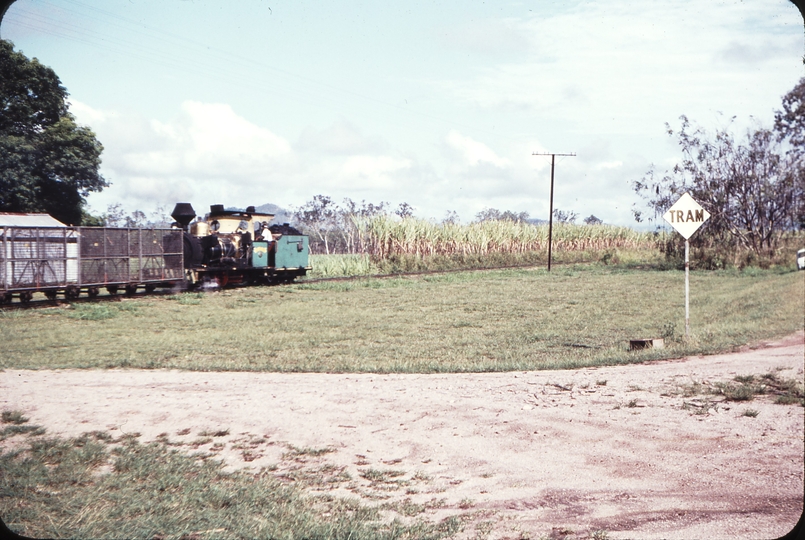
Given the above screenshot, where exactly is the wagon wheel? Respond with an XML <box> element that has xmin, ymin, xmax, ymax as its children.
<box><xmin>45</xmin><ymin>290</ymin><xmax>58</xmax><ymax>301</ymax></box>
<box><xmin>19</xmin><ymin>291</ymin><xmax>33</xmax><ymax>303</ymax></box>
<box><xmin>64</xmin><ymin>286</ymin><xmax>80</xmax><ymax>300</ymax></box>
<box><xmin>87</xmin><ymin>287</ymin><xmax>100</xmax><ymax>299</ymax></box>
<box><xmin>106</xmin><ymin>285</ymin><xmax>119</xmax><ymax>295</ymax></box>
<box><xmin>0</xmin><ymin>292</ymin><xmax>11</xmax><ymax>305</ymax></box>
<box><xmin>125</xmin><ymin>284</ymin><xmax>138</xmax><ymax>296</ymax></box>
<box><xmin>144</xmin><ymin>284</ymin><xmax>156</xmax><ymax>293</ymax></box>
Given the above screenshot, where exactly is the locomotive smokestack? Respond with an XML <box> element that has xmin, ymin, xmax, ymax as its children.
<box><xmin>171</xmin><ymin>203</ymin><xmax>196</xmax><ymax>231</ymax></box>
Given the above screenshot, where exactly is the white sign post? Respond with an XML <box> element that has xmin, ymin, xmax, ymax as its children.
<box><xmin>663</xmin><ymin>193</ymin><xmax>710</xmax><ymax>338</ymax></box>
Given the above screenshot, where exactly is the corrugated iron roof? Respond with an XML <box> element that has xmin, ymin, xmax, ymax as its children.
<box><xmin>0</xmin><ymin>213</ymin><xmax>67</xmax><ymax>227</ymax></box>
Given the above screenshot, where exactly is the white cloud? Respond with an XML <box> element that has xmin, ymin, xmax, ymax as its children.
<box><xmin>296</xmin><ymin>119</ymin><xmax>388</xmax><ymax>156</ymax></box>
<box><xmin>79</xmin><ymin>98</ymin><xmax>657</xmax><ymax>226</ymax></box>
<box><xmin>596</xmin><ymin>161</ymin><xmax>623</xmax><ymax>170</ymax></box>
<box><xmin>435</xmin><ymin>18</ymin><xmax>531</xmax><ymax>57</ymax></box>
<box><xmin>84</xmin><ymin>103</ymin><xmax>422</xmax><ymax>218</ymax></box>
<box><xmin>338</xmin><ymin>155</ymin><xmax>411</xmax><ymax>188</ymax></box>
<box><xmin>446</xmin><ymin>130</ymin><xmax>510</xmax><ymax>168</ymax></box>
<box><xmin>134</xmin><ymin>101</ymin><xmax>293</xmax><ymax>178</ymax></box>
<box><xmin>82</xmin><ymin>102</ymin><xmax>293</xmax><ymax>214</ymax></box>
<box><xmin>68</xmin><ymin>99</ymin><xmax>111</xmax><ymax>125</ymax></box>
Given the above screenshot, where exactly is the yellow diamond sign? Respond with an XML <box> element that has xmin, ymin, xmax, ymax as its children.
<box><xmin>663</xmin><ymin>192</ymin><xmax>710</xmax><ymax>239</ymax></box>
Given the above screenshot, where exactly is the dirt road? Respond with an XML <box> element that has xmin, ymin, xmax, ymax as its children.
<box><xmin>2</xmin><ymin>332</ymin><xmax>803</xmax><ymax>539</ymax></box>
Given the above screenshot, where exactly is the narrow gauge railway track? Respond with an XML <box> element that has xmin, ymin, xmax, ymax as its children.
<box><xmin>0</xmin><ymin>288</ymin><xmax>180</xmax><ymax>311</ymax></box>
<box><xmin>0</xmin><ymin>259</ymin><xmax>595</xmax><ymax>311</ymax></box>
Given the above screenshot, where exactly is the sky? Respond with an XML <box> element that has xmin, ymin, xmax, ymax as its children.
<box><xmin>1</xmin><ymin>0</ymin><xmax>803</xmax><ymax>226</ymax></box>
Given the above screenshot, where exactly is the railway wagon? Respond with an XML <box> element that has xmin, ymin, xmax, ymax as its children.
<box><xmin>0</xmin><ymin>225</ymin><xmax>184</xmax><ymax>304</ymax></box>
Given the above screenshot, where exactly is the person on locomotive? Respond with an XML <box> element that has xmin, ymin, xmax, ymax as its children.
<box><xmin>258</xmin><ymin>221</ymin><xmax>275</xmax><ymax>246</ymax></box>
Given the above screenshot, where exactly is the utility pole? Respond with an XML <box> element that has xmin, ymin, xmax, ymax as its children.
<box><xmin>532</xmin><ymin>152</ymin><xmax>575</xmax><ymax>271</ymax></box>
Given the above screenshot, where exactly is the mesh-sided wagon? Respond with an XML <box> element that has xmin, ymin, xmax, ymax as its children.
<box><xmin>0</xmin><ymin>226</ymin><xmax>184</xmax><ymax>304</ymax></box>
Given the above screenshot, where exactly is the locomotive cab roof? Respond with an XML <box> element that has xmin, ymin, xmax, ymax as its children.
<box><xmin>206</xmin><ymin>204</ymin><xmax>274</xmax><ymax>221</ymax></box>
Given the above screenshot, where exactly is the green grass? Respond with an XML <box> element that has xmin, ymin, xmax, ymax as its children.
<box><xmin>1</xmin><ymin>410</ymin><xmax>46</xmax><ymax>440</ymax></box>
<box><xmin>0</xmin><ymin>429</ymin><xmax>456</xmax><ymax>539</ymax></box>
<box><xmin>284</xmin><ymin>445</ymin><xmax>336</xmax><ymax>459</ymax></box>
<box><xmin>309</xmin><ymin>254</ymin><xmax>379</xmax><ymax>278</ymax></box>
<box><xmin>1</xmin><ymin>265</ymin><xmax>802</xmax><ymax>373</ymax></box>
<box><xmin>711</xmin><ymin>373</ymin><xmax>805</xmax><ymax>405</ymax></box>
<box><xmin>673</xmin><ymin>372</ymin><xmax>804</xmax><ymax>411</ymax></box>
<box><xmin>2</xmin><ymin>410</ymin><xmax>29</xmax><ymax>425</ymax></box>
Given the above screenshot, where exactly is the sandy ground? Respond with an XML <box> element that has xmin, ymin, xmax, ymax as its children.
<box><xmin>2</xmin><ymin>333</ymin><xmax>803</xmax><ymax>540</ymax></box>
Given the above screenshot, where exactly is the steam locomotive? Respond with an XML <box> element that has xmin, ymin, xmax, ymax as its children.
<box><xmin>0</xmin><ymin>203</ymin><xmax>310</xmax><ymax>304</ymax></box>
<box><xmin>174</xmin><ymin>203</ymin><xmax>310</xmax><ymax>288</ymax></box>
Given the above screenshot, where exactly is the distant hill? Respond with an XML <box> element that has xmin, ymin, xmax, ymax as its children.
<box><xmin>254</xmin><ymin>203</ymin><xmax>295</xmax><ymax>225</ymax></box>
<box><xmin>220</xmin><ymin>203</ymin><xmax>295</xmax><ymax>224</ymax></box>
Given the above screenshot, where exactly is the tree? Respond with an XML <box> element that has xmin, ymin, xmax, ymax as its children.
<box><xmin>583</xmin><ymin>215</ymin><xmax>603</xmax><ymax>225</ymax></box>
<box><xmin>774</xmin><ymin>78</ymin><xmax>805</xmax><ymax>229</ymax></box>
<box><xmin>394</xmin><ymin>202</ymin><xmax>415</xmax><ymax>219</ymax></box>
<box><xmin>774</xmin><ymin>77</ymin><xmax>805</xmax><ymax>152</ymax></box>
<box><xmin>475</xmin><ymin>208</ymin><xmax>530</xmax><ymax>223</ymax></box>
<box><xmin>633</xmin><ymin>89</ymin><xmax>805</xmax><ymax>260</ymax></box>
<box><xmin>552</xmin><ymin>209</ymin><xmax>577</xmax><ymax>224</ymax></box>
<box><xmin>442</xmin><ymin>210</ymin><xmax>460</xmax><ymax>225</ymax></box>
<box><xmin>102</xmin><ymin>203</ymin><xmax>171</xmax><ymax>228</ymax></box>
<box><xmin>294</xmin><ymin>195</ymin><xmax>338</xmax><ymax>254</ymax></box>
<box><xmin>0</xmin><ymin>40</ymin><xmax>107</xmax><ymax>225</ymax></box>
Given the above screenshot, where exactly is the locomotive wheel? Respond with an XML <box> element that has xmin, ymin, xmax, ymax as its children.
<box><xmin>45</xmin><ymin>290</ymin><xmax>58</xmax><ymax>300</ymax></box>
<box><xmin>65</xmin><ymin>286</ymin><xmax>80</xmax><ymax>300</ymax></box>
<box><xmin>125</xmin><ymin>284</ymin><xmax>138</xmax><ymax>296</ymax></box>
<box><xmin>106</xmin><ymin>285</ymin><xmax>119</xmax><ymax>295</ymax></box>
<box><xmin>19</xmin><ymin>291</ymin><xmax>33</xmax><ymax>303</ymax></box>
<box><xmin>87</xmin><ymin>287</ymin><xmax>100</xmax><ymax>299</ymax></box>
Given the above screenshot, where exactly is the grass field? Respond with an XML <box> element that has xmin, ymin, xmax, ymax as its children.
<box><xmin>1</xmin><ymin>264</ymin><xmax>802</xmax><ymax>373</ymax></box>
<box><xmin>0</xmin><ymin>417</ymin><xmax>457</xmax><ymax>540</ymax></box>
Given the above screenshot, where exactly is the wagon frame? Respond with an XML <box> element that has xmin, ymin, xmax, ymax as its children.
<box><xmin>0</xmin><ymin>226</ymin><xmax>184</xmax><ymax>303</ymax></box>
